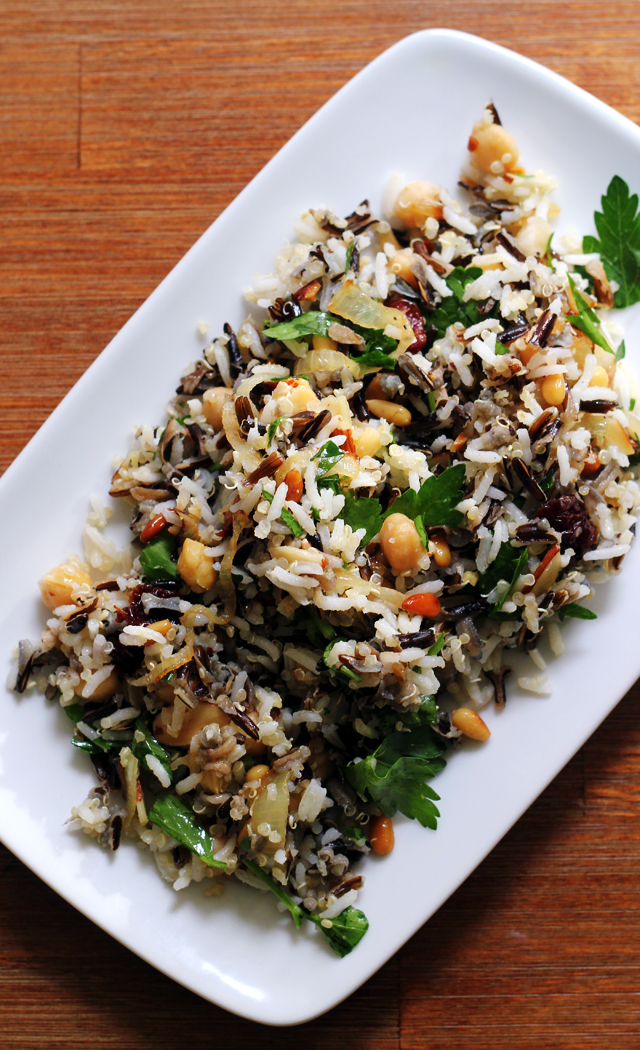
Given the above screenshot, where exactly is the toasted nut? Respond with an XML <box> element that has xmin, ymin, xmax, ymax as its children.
<box><xmin>176</xmin><ymin>538</ymin><xmax>217</xmax><ymax>593</ymax></box>
<box><xmin>380</xmin><ymin>513</ymin><xmax>425</xmax><ymax>573</ymax></box>
<box><xmin>285</xmin><ymin>469</ymin><xmax>303</xmax><ymax>502</ymax></box>
<box><xmin>366</xmin><ymin>399</ymin><xmax>412</xmax><ymax>426</ymax></box>
<box><xmin>202</xmin><ymin>387</ymin><xmax>232</xmax><ymax>430</ymax></box>
<box><xmin>589</xmin><ymin>365</ymin><xmax>610</xmax><ymax>388</ymax></box>
<box><xmin>430</xmin><ymin>532</ymin><xmax>451</xmax><ymax>568</ymax></box>
<box><xmin>140</xmin><ymin>514</ymin><xmax>169</xmax><ymax>544</ymax></box>
<box><xmin>527</xmin><ymin>545</ymin><xmax>562</xmax><ymax>597</ymax></box>
<box><xmin>401</xmin><ymin>591</ymin><xmax>442</xmax><ymax>617</ymax></box>
<box><xmin>369</xmin><ymin>814</ymin><xmax>395</xmax><ymax>855</ymax></box>
<box><xmin>451</xmin><ymin>707</ymin><xmax>491</xmax><ymax>742</ymax></box>
<box><xmin>39</xmin><ymin>563</ymin><xmax>92</xmax><ymax>610</ymax></box>
<box><xmin>244</xmin><ymin>763</ymin><xmax>270</xmax><ymax>784</ymax></box>
<box><xmin>154</xmin><ymin>700</ymin><xmax>229</xmax><ymax>746</ymax></box>
<box><xmin>540</xmin><ymin>374</ymin><xmax>565</xmax><ymax>406</ymax></box>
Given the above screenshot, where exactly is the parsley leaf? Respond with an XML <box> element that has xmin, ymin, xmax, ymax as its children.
<box><xmin>132</xmin><ymin>719</ymin><xmax>173</xmax><ymax>785</ymax></box>
<box><xmin>616</xmin><ymin>340</ymin><xmax>626</xmax><ymax>362</ymax></box>
<box><xmin>280</xmin><ymin>507</ymin><xmax>304</xmax><ymax>537</ymax></box>
<box><xmin>313</xmin><ymin>439</ymin><xmax>344</xmax><ymax>476</ymax></box>
<box><xmin>340</xmin><ymin>464</ymin><xmax>466</xmax><ymax>550</ymax></box>
<box><xmin>431</xmin><ymin>266</ymin><xmax>490</xmax><ymax>338</ymax></box>
<box><xmin>566</xmin><ymin>275</ymin><xmax>613</xmax><ymax>355</ymax></box>
<box><xmin>350</xmin><ymin>326</ymin><xmax>399</xmax><ymax>370</ymax></box>
<box><xmin>558</xmin><ymin>603</ymin><xmax>597</xmax><ymax>621</ymax></box>
<box><xmin>242</xmin><ymin>857</ymin><xmax>369</xmax><ymax>956</ymax></box>
<box><xmin>340</xmin><ymin>495</ymin><xmax>385</xmax><ymax>546</ymax></box>
<box><xmin>477</xmin><ymin>542</ymin><xmax>528</xmax><ymax>612</ymax></box>
<box><xmin>267</xmin><ymin>417</ymin><xmax>284</xmax><ymax>445</ymax></box>
<box><xmin>583</xmin><ymin>175</ymin><xmax>640</xmax><ymax>308</ymax></box>
<box><xmin>345</xmin><ymin>725</ymin><xmax>446</xmax><ymax>829</ymax></box>
<box><xmin>345</xmin><ymin>242</ymin><xmax>354</xmax><ymax>274</ymax></box>
<box><xmin>265</xmin><ymin>312</ymin><xmax>338</xmax><ymax>341</ymax></box>
<box><xmin>148</xmin><ymin>794</ymin><xmax>227</xmax><ymax>868</ymax></box>
<box><xmin>139</xmin><ymin>533</ymin><xmax>178</xmax><ymax>582</ymax></box>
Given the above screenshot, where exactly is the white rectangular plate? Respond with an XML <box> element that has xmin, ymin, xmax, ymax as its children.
<box><xmin>2</xmin><ymin>28</ymin><xmax>640</xmax><ymax>1027</ymax></box>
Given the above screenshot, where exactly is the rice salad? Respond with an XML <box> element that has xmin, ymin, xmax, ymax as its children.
<box><xmin>13</xmin><ymin>105</ymin><xmax>640</xmax><ymax>957</ymax></box>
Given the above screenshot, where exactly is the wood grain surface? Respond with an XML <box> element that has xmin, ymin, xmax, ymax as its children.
<box><xmin>3</xmin><ymin>2</ymin><xmax>640</xmax><ymax>1045</ymax></box>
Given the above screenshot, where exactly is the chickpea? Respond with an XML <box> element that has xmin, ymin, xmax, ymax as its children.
<box><xmin>430</xmin><ymin>532</ymin><xmax>451</xmax><ymax>568</ymax></box>
<box><xmin>589</xmin><ymin>365</ymin><xmax>610</xmax><ymax>388</ymax></box>
<box><xmin>451</xmin><ymin>707</ymin><xmax>491</xmax><ymax>742</ymax></box>
<box><xmin>39</xmin><ymin>563</ymin><xmax>92</xmax><ymax>611</ymax></box>
<box><xmin>352</xmin><ymin>422</ymin><xmax>383</xmax><ymax>459</ymax></box>
<box><xmin>177</xmin><ymin>538</ymin><xmax>217</xmax><ymax>593</ymax></box>
<box><xmin>369</xmin><ymin>814</ymin><xmax>394</xmax><ymax>855</ymax></box>
<box><xmin>273</xmin><ymin>378</ymin><xmax>319</xmax><ymax>414</ymax></box>
<box><xmin>154</xmin><ymin>700</ymin><xmax>229</xmax><ymax>746</ymax></box>
<box><xmin>75</xmin><ymin>667</ymin><xmax>118</xmax><ymax>702</ymax></box>
<box><xmin>366</xmin><ymin>398</ymin><xmax>412</xmax><ymax>427</ymax></box>
<box><xmin>312</xmin><ymin>335</ymin><xmax>338</xmax><ymax>353</ymax></box>
<box><xmin>380</xmin><ymin>513</ymin><xmax>425</xmax><ymax>573</ymax></box>
<box><xmin>468</xmin><ymin>121</ymin><xmax>519</xmax><ymax>174</ymax></box>
<box><xmin>202</xmin><ymin>387</ymin><xmax>232</xmax><ymax>430</ymax></box>
<box><xmin>389</xmin><ymin>249</ymin><xmax>418</xmax><ymax>289</ymax></box>
<box><xmin>394</xmin><ymin>180</ymin><xmax>443</xmax><ymax>228</ymax></box>
<box><xmin>540</xmin><ymin>374</ymin><xmax>565</xmax><ymax>407</ymax></box>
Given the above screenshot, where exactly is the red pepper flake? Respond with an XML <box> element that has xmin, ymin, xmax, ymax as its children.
<box><xmin>331</xmin><ymin>427</ymin><xmax>356</xmax><ymax>455</ymax></box>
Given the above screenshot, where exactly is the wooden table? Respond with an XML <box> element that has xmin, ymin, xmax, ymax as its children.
<box><xmin>3</xmin><ymin>2</ymin><xmax>640</xmax><ymax>1045</ymax></box>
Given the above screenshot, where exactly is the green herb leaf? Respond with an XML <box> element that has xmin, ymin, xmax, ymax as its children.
<box><xmin>132</xmin><ymin>719</ymin><xmax>173</xmax><ymax>785</ymax></box>
<box><xmin>431</xmin><ymin>266</ymin><xmax>492</xmax><ymax>338</ymax></box>
<box><xmin>339</xmin><ymin>464</ymin><xmax>466</xmax><ymax>552</ymax></box>
<box><xmin>265</xmin><ymin>312</ymin><xmax>338</xmax><ymax>341</ymax></box>
<box><xmin>477</xmin><ymin>543</ymin><xmax>528</xmax><ymax>612</ymax></box>
<box><xmin>350</xmin><ymin>325</ymin><xmax>399</xmax><ymax>370</ymax></box>
<box><xmin>242</xmin><ymin>857</ymin><xmax>369</xmax><ymax>956</ymax></box>
<box><xmin>345</xmin><ymin>726</ymin><xmax>446</xmax><ymax>829</ymax></box>
<box><xmin>340</xmin><ymin>496</ymin><xmax>384</xmax><ymax>547</ymax></box>
<box><xmin>345</xmin><ymin>242</ymin><xmax>354</xmax><ymax>274</ymax></box>
<box><xmin>316</xmin><ymin>906</ymin><xmax>370</xmax><ymax>959</ymax></box>
<box><xmin>558</xmin><ymin>603</ymin><xmax>598</xmax><ymax>621</ymax></box>
<box><xmin>566</xmin><ymin>275</ymin><xmax>613</xmax><ymax>354</ymax></box>
<box><xmin>428</xmin><ymin>632</ymin><xmax>446</xmax><ymax>656</ymax></box>
<box><xmin>148</xmin><ymin>794</ymin><xmax>226</xmax><ymax>868</ymax></box>
<box><xmin>495</xmin><ymin>341</ymin><xmax>509</xmax><ymax>356</ymax></box>
<box><xmin>582</xmin><ymin>175</ymin><xmax>640</xmax><ymax>309</ymax></box>
<box><xmin>139</xmin><ymin>533</ymin><xmax>178</xmax><ymax>582</ymax></box>
<box><xmin>616</xmin><ymin>340</ymin><xmax>626</xmax><ymax>362</ymax></box>
<box><xmin>280</xmin><ymin>506</ymin><xmax>304</xmax><ymax>537</ymax></box>
<box><xmin>313</xmin><ymin>439</ymin><xmax>344</xmax><ymax>476</ymax></box>
<box><xmin>545</xmin><ymin>233</ymin><xmax>555</xmax><ymax>272</ymax></box>
<box><xmin>317</xmin><ymin>474</ymin><xmax>343</xmax><ymax>495</ymax></box>
<box><xmin>301</xmin><ymin>609</ymin><xmax>336</xmax><ymax>649</ymax></box>
<box><xmin>261</xmin><ymin>489</ymin><xmax>274</xmax><ymax>504</ymax></box>
<box><xmin>343</xmin><ymin>826</ymin><xmax>367</xmax><ymax>843</ymax></box>
<box><xmin>267</xmin><ymin>417</ymin><xmax>284</xmax><ymax>445</ymax></box>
